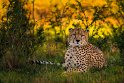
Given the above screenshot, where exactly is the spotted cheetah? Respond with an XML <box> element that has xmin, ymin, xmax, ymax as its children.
<box><xmin>62</xmin><ymin>28</ymin><xmax>106</xmax><ymax>72</ymax></box>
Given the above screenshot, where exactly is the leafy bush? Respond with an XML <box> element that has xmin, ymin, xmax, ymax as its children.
<box><xmin>113</xmin><ymin>27</ymin><xmax>124</xmax><ymax>65</ymax></box>
<box><xmin>0</xmin><ymin>0</ymin><xmax>36</xmax><ymax>69</ymax></box>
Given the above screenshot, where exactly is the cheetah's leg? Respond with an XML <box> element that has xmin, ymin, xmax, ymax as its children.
<box><xmin>77</xmin><ymin>64</ymin><xmax>89</xmax><ymax>72</ymax></box>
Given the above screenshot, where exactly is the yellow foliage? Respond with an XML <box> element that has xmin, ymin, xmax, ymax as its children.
<box><xmin>91</xmin><ymin>0</ymin><xmax>107</xmax><ymax>7</ymax></box>
<box><xmin>89</xmin><ymin>26</ymin><xmax>95</xmax><ymax>36</ymax></box>
<box><xmin>0</xmin><ymin>0</ymin><xmax>121</xmax><ymax>39</ymax></box>
<box><xmin>98</xmin><ymin>28</ymin><xmax>105</xmax><ymax>38</ymax></box>
<box><xmin>0</xmin><ymin>0</ymin><xmax>9</xmax><ymax>20</ymax></box>
<box><xmin>89</xmin><ymin>24</ymin><xmax>112</xmax><ymax>39</ymax></box>
<box><xmin>80</xmin><ymin>0</ymin><xmax>106</xmax><ymax>7</ymax></box>
<box><xmin>111</xmin><ymin>1</ymin><xmax>119</xmax><ymax>14</ymax></box>
<box><xmin>55</xmin><ymin>26</ymin><xmax>60</xmax><ymax>33</ymax></box>
<box><xmin>93</xmin><ymin>35</ymin><xmax>99</xmax><ymax>39</ymax></box>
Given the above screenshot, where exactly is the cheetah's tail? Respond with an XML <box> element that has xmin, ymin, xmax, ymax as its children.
<box><xmin>28</xmin><ymin>60</ymin><xmax>61</xmax><ymax>66</ymax></box>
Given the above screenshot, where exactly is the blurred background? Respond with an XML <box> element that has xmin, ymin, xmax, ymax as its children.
<box><xmin>0</xmin><ymin>0</ymin><xmax>124</xmax><ymax>83</ymax></box>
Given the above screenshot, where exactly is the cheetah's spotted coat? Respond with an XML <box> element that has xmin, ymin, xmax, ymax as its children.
<box><xmin>63</xmin><ymin>28</ymin><xmax>106</xmax><ymax>72</ymax></box>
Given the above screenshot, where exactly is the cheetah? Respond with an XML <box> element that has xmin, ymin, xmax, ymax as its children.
<box><xmin>62</xmin><ymin>28</ymin><xmax>106</xmax><ymax>72</ymax></box>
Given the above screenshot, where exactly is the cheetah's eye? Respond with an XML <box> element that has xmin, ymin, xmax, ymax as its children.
<box><xmin>81</xmin><ymin>35</ymin><xmax>85</xmax><ymax>37</ymax></box>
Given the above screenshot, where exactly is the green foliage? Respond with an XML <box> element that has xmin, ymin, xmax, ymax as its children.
<box><xmin>0</xmin><ymin>50</ymin><xmax>123</xmax><ymax>83</ymax></box>
<box><xmin>36</xmin><ymin>26</ymin><xmax>45</xmax><ymax>45</ymax></box>
<box><xmin>89</xmin><ymin>36</ymin><xmax>111</xmax><ymax>51</ymax></box>
<box><xmin>0</xmin><ymin>0</ymin><xmax>124</xmax><ymax>82</ymax></box>
<box><xmin>113</xmin><ymin>27</ymin><xmax>124</xmax><ymax>65</ymax></box>
<box><xmin>0</xmin><ymin>0</ymin><xmax>37</xmax><ymax>68</ymax></box>
<box><xmin>0</xmin><ymin>65</ymin><xmax>124</xmax><ymax>83</ymax></box>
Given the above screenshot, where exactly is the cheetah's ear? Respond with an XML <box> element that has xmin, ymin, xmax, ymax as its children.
<box><xmin>69</xmin><ymin>28</ymin><xmax>74</xmax><ymax>33</ymax></box>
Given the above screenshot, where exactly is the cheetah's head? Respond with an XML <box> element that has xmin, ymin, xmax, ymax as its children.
<box><xmin>68</xmin><ymin>28</ymin><xmax>89</xmax><ymax>47</ymax></box>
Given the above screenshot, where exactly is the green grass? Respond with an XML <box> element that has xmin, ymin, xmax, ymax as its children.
<box><xmin>0</xmin><ymin>65</ymin><xmax>124</xmax><ymax>83</ymax></box>
<box><xmin>0</xmin><ymin>47</ymin><xmax>124</xmax><ymax>83</ymax></box>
